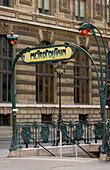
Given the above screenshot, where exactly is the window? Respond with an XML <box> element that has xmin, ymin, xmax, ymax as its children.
<box><xmin>38</xmin><ymin>0</ymin><xmax>51</xmax><ymax>14</ymax></box>
<box><xmin>0</xmin><ymin>36</ymin><xmax>11</xmax><ymax>102</ymax></box>
<box><xmin>79</xmin><ymin>114</ymin><xmax>88</xmax><ymax>122</ymax></box>
<box><xmin>75</xmin><ymin>0</ymin><xmax>86</xmax><ymax>21</ymax></box>
<box><xmin>0</xmin><ymin>114</ymin><xmax>10</xmax><ymax>126</ymax></box>
<box><xmin>36</xmin><ymin>63</ymin><xmax>54</xmax><ymax>103</ymax></box>
<box><xmin>108</xmin><ymin>52</ymin><xmax>110</xmax><ymax>80</ymax></box>
<box><xmin>107</xmin><ymin>0</ymin><xmax>110</xmax><ymax>26</ymax></box>
<box><xmin>42</xmin><ymin>114</ymin><xmax>52</xmax><ymax>122</ymax></box>
<box><xmin>74</xmin><ymin>49</ymin><xmax>89</xmax><ymax>104</ymax></box>
<box><xmin>0</xmin><ymin>0</ymin><xmax>9</xmax><ymax>6</ymax></box>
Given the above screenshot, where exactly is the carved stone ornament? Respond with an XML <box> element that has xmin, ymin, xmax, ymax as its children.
<box><xmin>54</xmin><ymin>31</ymin><xmax>76</xmax><ymax>43</ymax></box>
<box><xmin>42</xmin><ymin>30</ymin><xmax>51</xmax><ymax>41</ymax></box>
<box><xmin>20</xmin><ymin>0</ymin><xmax>32</xmax><ymax>6</ymax></box>
<box><xmin>93</xmin><ymin>0</ymin><xmax>102</xmax><ymax>20</ymax></box>
<box><xmin>79</xmin><ymin>36</ymin><xmax>87</xmax><ymax>46</ymax></box>
<box><xmin>0</xmin><ymin>22</ymin><xmax>10</xmax><ymax>35</ymax></box>
<box><xmin>59</xmin><ymin>0</ymin><xmax>70</xmax><ymax>13</ymax></box>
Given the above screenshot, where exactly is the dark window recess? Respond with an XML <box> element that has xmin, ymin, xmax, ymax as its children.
<box><xmin>0</xmin><ymin>114</ymin><xmax>10</xmax><ymax>126</ymax></box>
<box><xmin>79</xmin><ymin>114</ymin><xmax>88</xmax><ymax>122</ymax></box>
<box><xmin>42</xmin><ymin>114</ymin><xmax>52</xmax><ymax>123</ymax></box>
<box><xmin>3</xmin><ymin>0</ymin><xmax>9</xmax><ymax>6</ymax></box>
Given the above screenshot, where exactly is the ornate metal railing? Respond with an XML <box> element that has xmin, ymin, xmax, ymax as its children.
<box><xmin>17</xmin><ymin>120</ymin><xmax>110</xmax><ymax>148</ymax></box>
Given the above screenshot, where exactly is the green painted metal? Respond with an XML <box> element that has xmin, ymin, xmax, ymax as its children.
<box><xmin>17</xmin><ymin>120</ymin><xmax>110</xmax><ymax>147</ymax></box>
<box><xmin>59</xmin><ymin>123</ymin><xmax>68</xmax><ymax>143</ymax></box>
<box><xmin>21</xmin><ymin>124</ymin><xmax>32</xmax><ymax>148</ymax></box>
<box><xmin>74</xmin><ymin>123</ymin><xmax>84</xmax><ymax>142</ymax></box>
<box><xmin>7</xmin><ymin>23</ymin><xmax>109</xmax><ymax>153</ymax></box>
<box><xmin>93</xmin><ymin>122</ymin><xmax>103</xmax><ymax>143</ymax></box>
<box><xmin>78</xmin><ymin>22</ymin><xmax>108</xmax><ymax>154</ymax></box>
<box><xmin>40</xmin><ymin>124</ymin><xmax>50</xmax><ymax>143</ymax></box>
<box><xmin>7</xmin><ymin>33</ymin><xmax>21</xmax><ymax>151</ymax></box>
<box><xmin>34</xmin><ymin>121</ymin><xmax>39</xmax><ymax>148</ymax></box>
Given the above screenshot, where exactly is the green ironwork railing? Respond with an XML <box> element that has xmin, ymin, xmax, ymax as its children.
<box><xmin>17</xmin><ymin>120</ymin><xmax>110</xmax><ymax>148</ymax></box>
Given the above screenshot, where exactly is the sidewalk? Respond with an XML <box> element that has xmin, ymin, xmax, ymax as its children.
<box><xmin>0</xmin><ymin>156</ymin><xmax>110</xmax><ymax>170</ymax></box>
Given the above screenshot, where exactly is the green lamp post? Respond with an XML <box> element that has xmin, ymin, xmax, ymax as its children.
<box><xmin>7</xmin><ymin>32</ymin><xmax>21</xmax><ymax>151</ymax></box>
<box><xmin>78</xmin><ymin>23</ymin><xmax>108</xmax><ymax>154</ymax></box>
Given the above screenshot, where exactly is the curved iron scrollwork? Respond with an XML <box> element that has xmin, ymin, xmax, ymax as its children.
<box><xmin>21</xmin><ymin>124</ymin><xmax>32</xmax><ymax>147</ymax></box>
<box><xmin>40</xmin><ymin>124</ymin><xmax>50</xmax><ymax>143</ymax></box>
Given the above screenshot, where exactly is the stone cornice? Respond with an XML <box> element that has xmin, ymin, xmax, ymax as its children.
<box><xmin>0</xmin><ymin>103</ymin><xmax>108</xmax><ymax>109</ymax></box>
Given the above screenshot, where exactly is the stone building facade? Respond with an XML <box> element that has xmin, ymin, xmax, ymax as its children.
<box><xmin>0</xmin><ymin>0</ymin><xmax>110</xmax><ymax>130</ymax></box>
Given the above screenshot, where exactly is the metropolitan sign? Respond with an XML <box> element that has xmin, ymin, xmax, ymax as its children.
<box><xmin>24</xmin><ymin>45</ymin><xmax>72</xmax><ymax>63</ymax></box>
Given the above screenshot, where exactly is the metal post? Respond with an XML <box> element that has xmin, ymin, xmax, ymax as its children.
<box><xmin>78</xmin><ymin>23</ymin><xmax>109</xmax><ymax>154</ymax></box>
<box><xmin>7</xmin><ymin>33</ymin><xmax>21</xmax><ymax>151</ymax></box>
<box><xmin>58</xmin><ymin>72</ymin><xmax>62</xmax><ymax>125</ymax></box>
<box><xmin>60</xmin><ymin>130</ymin><xmax>62</xmax><ymax>157</ymax></box>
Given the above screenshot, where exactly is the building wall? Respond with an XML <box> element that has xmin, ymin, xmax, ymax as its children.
<box><xmin>0</xmin><ymin>0</ymin><xmax>109</xmax><ymax>128</ymax></box>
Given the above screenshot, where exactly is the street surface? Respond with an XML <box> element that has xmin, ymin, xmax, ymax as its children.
<box><xmin>0</xmin><ymin>156</ymin><xmax>110</xmax><ymax>170</ymax></box>
<box><xmin>0</xmin><ymin>138</ymin><xmax>110</xmax><ymax>170</ymax></box>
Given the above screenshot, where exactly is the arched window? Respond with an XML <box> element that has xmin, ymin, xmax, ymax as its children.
<box><xmin>0</xmin><ymin>36</ymin><xmax>11</xmax><ymax>102</ymax></box>
<box><xmin>74</xmin><ymin>48</ymin><xmax>89</xmax><ymax>104</ymax></box>
<box><xmin>36</xmin><ymin>41</ymin><xmax>54</xmax><ymax>103</ymax></box>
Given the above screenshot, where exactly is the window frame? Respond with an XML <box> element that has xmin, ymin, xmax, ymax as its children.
<box><xmin>0</xmin><ymin>36</ymin><xmax>11</xmax><ymax>102</ymax></box>
<box><xmin>108</xmin><ymin>52</ymin><xmax>110</xmax><ymax>80</ymax></box>
<box><xmin>0</xmin><ymin>0</ymin><xmax>9</xmax><ymax>6</ymax></box>
<box><xmin>74</xmin><ymin>49</ymin><xmax>89</xmax><ymax>104</ymax></box>
<box><xmin>75</xmin><ymin>0</ymin><xmax>86</xmax><ymax>21</ymax></box>
<box><xmin>36</xmin><ymin>62</ymin><xmax>54</xmax><ymax>104</ymax></box>
<box><xmin>0</xmin><ymin>114</ymin><xmax>10</xmax><ymax>126</ymax></box>
<box><xmin>107</xmin><ymin>0</ymin><xmax>110</xmax><ymax>26</ymax></box>
<box><xmin>38</xmin><ymin>0</ymin><xmax>51</xmax><ymax>15</ymax></box>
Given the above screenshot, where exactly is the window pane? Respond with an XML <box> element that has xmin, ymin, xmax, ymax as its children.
<box><xmin>108</xmin><ymin>53</ymin><xmax>110</xmax><ymax>69</ymax></box>
<box><xmin>75</xmin><ymin>0</ymin><xmax>79</xmax><ymax>16</ymax></box>
<box><xmin>36</xmin><ymin>62</ymin><xmax>54</xmax><ymax>103</ymax></box>
<box><xmin>3</xmin><ymin>60</ymin><xmax>7</xmax><ymax>70</ymax></box>
<box><xmin>50</xmin><ymin>77</ymin><xmax>53</xmax><ymax>103</ymax></box>
<box><xmin>8</xmin><ymin>61</ymin><xmax>11</xmax><ymax>71</ymax></box>
<box><xmin>50</xmin><ymin>64</ymin><xmax>53</xmax><ymax>74</ymax></box>
<box><xmin>39</xmin><ymin>77</ymin><xmax>43</xmax><ymax>102</ymax></box>
<box><xmin>44</xmin><ymin>0</ymin><xmax>50</xmax><ymax>10</ymax></box>
<box><xmin>107</xmin><ymin>0</ymin><xmax>109</xmax><ymax>5</ymax></box>
<box><xmin>45</xmin><ymin>64</ymin><xmax>49</xmax><ymax>74</ymax></box>
<box><xmin>108</xmin><ymin>71</ymin><xmax>110</xmax><ymax>79</ymax></box>
<box><xmin>3</xmin><ymin>38</ymin><xmax>7</xmax><ymax>57</ymax></box>
<box><xmin>3</xmin><ymin>0</ymin><xmax>9</xmax><ymax>6</ymax></box>
<box><xmin>36</xmin><ymin>76</ymin><xmax>39</xmax><ymax>102</ymax></box>
<box><xmin>81</xmin><ymin>80</ymin><xmax>84</xmax><ymax>103</ymax></box>
<box><xmin>80</xmin><ymin>0</ymin><xmax>85</xmax><ymax>17</ymax></box>
<box><xmin>38</xmin><ymin>0</ymin><xmax>43</xmax><ymax>8</ymax></box>
<box><xmin>0</xmin><ymin>36</ymin><xmax>11</xmax><ymax>102</ymax></box>
<box><xmin>74</xmin><ymin>49</ymin><xmax>89</xmax><ymax>104</ymax></box>
<box><xmin>81</xmin><ymin>68</ymin><xmax>85</xmax><ymax>76</ymax></box>
<box><xmin>0</xmin><ymin>114</ymin><xmax>10</xmax><ymax>126</ymax></box>
<box><xmin>39</xmin><ymin>64</ymin><xmax>44</xmax><ymax>73</ymax></box>
<box><xmin>86</xmin><ymin>80</ymin><xmax>89</xmax><ymax>103</ymax></box>
<box><xmin>45</xmin><ymin>77</ymin><xmax>48</xmax><ymax>102</ymax></box>
<box><xmin>42</xmin><ymin>114</ymin><xmax>52</xmax><ymax>122</ymax></box>
<box><xmin>3</xmin><ymin>74</ymin><xmax>7</xmax><ymax>101</ymax></box>
<box><xmin>107</xmin><ymin>8</ymin><xmax>109</xmax><ymax>23</ymax></box>
<box><xmin>8</xmin><ymin>75</ymin><xmax>11</xmax><ymax>101</ymax></box>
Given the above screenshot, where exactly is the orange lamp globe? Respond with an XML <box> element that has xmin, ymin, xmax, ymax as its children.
<box><xmin>81</xmin><ymin>29</ymin><xmax>90</xmax><ymax>35</ymax></box>
<box><xmin>9</xmin><ymin>40</ymin><xmax>16</xmax><ymax>45</ymax></box>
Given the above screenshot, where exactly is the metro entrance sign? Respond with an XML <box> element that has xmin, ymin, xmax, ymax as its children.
<box><xmin>23</xmin><ymin>45</ymin><xmax>72</xmax><ymax>63</ymax></box>
<box><xmin>7</xmin><ymin>25</ymin><xmax>108</xmax><ymax>157</ymax></box>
